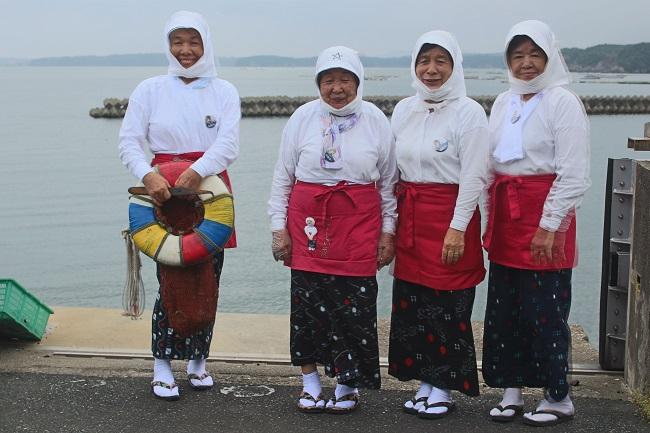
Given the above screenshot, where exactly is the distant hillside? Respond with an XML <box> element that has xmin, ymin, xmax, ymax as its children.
<box><xmin>563</xmin><ymin>43</ymin><xmax>650</xmax><ymax>73</ymax></box>
<box><xmin>1</xmin><ymin>43</ymin><xmax>648</xmax><ymax>72</ymax></box>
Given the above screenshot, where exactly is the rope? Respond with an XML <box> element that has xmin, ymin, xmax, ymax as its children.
<box><xmin>121</xmin><ymin>229</ymin><xmax>145</xmax><ymax>319</ymax></box>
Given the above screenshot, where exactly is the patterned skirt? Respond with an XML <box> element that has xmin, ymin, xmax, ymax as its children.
<box><xmin>482</xmin><ymin>262</ymin><xmax>572</xmax><ymax>401</ymax></box>
<box><xmin>290</xmin><ymin>270</ymin><xmax>381</xmax><ymax>389</ymax></box>
<box><xmin>151</xmin><ymin>252</ymin><xmax>224</xmax><ymax>360</ymax></box>
<box><xmin>388</xmin><ymin>279</ymin><xmax>479</xmax><ymax>396</ymax></box>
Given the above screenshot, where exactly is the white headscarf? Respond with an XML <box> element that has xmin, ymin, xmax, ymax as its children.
<box><xmin>164</xmin><ymin>10</ymin><xmax>217</xmax><ymax>78</ymax></box>
<box><xmin>411</xmin><ymin>30</ymin><xmax>467</xmax><ymax>102</ymax></box>
<box><xmin>315</xmin><ymin>46</ymin><xmax>364</xmax><ymax>116</ymax></box>
<box><xmin>505</xmin><ymin>20</ymin><xmax>570</xmax><ymax>95</ymax></box>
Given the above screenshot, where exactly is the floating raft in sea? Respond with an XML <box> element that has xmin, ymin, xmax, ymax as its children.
<box><xmin>90</xmin><ymin>95</ymin><xmax>650</xmax><ymax>118</ymax></box>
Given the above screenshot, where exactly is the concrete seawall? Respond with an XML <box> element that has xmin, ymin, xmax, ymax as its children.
<box><xmin>90</xmin><ymin>95</ymin><xmax>650</xmax><ymax>118</ymax></box>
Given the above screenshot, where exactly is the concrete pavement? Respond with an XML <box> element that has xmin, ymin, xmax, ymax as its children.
<box><xmin>0</xmin><ymin>307</ymin><xmax>647</xmax><ymax>432</ymax></box>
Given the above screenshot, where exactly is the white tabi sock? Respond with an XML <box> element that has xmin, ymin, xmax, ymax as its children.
<box><xmin>152</xmin><ymin>358</ymin><xmax>178</xmax><ymax>398</ymax></box>
<box><xmin>328</xmin><ymin>383</ymin><xmax>358</xmax><ymax>409</ymax></box>
<box><xmin>523</xmin><ymin>394</ymin><xmax>574</xmax><ymax>423</ymax></box>
<box><xmin>420</xmin><ymin>387</ymin><xmax>452</xmax><ymax>415</ymax></box>
<box><xmin>404</xmin><ymin>381</ymin><xmax>432</xmax><ymax>412</ymax></box>
<box><xmin>187</xmin><ymin>358</ymin><xmax>213</xmax><ymax>387</ymax></box>
<box><xmin>490</xmin><ymin>387</ymin><xmax>524</xmax><ymax>417</ymax></box>
<box><xmin>299</xmin><ymin>371</ymin><xmax>323</xmax><ymax>408</ymax></box>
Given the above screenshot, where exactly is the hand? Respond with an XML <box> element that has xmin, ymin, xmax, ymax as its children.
<box><xmin>530</xmin><ymin>227</ymin><xmax>555</xmax><ymax>265</ymax></box>
<box><xmin>142</xmin><ymin>172</ymin><xmax>171</xmax><ymax>206</ymax></box>
<box><xmin>551</xmin><ymin>231</ymin><xmax>567</xmax><ymax>264</ymax></box>
<box><xmin>442</xmin><ymin>228</ymin><xmax>465</xmax><ymax>265</ymax></box>
<box><xmin>175</xmin><ymin>168</ymin><xmax>202</xmax><ymax>191</ymax></box>
<box><xmin>376</xmin><ymin>232</ymin><xmax>395</xmax><ymax>270</ymax></box>
<box><xmin>272</xmin><ymin>229</ymin><xmax>292</xmax><ymax>262</ymax></box>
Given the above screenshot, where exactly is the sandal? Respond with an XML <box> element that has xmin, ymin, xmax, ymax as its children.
<box><xmin>325</xmin><ymin>393</ymin><xmax>360</xmax><ymax>414</ymax></box>
<box><xmin>403</xmin><ymin>396</ymin><xmax>428</xmax><ymax>415</ymax></box>
<box><xmin>187</xmin><ymin>372</ymin><xmax>213</xmax><ymax>391</ymax></box>
<box><xmin>151</xmin><ymin>380</ymin><xmax>180</xmax><ymax>401</ymax></box>
<box><xmin>522</xmin><ymin>409</ymin><xmax>575</xmax><ymax>426</ymax></box>
<box><xmin>417</xmin><ymin>401</ymin><xmax>455</xmax><ymax>419</ymax></box>
<box><xmin>297</xmin><ymin>392</ymin><xmax>325</xmax><ymax>413</ymax></box>
<box><xmin>490</xmin><ymin>404</ymin><xmax>524</xmax><ymax>422</ymax></box>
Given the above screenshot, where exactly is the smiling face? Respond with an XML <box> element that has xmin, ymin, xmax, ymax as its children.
<box><xmin>507</xmin><ymin>36</ymin><xmax>548</xmax><ymax>81</ymax></box>
<box><xmin>169</xmin><ymin>28</ymin><xmax>204</xmax><ymax>69</ymax></box>
<box><xmin>415</xmin><ymin>45</ymin><xmax>453</xmax><ymax>90</ymax></box>
<box><xmin>318</xmin><ymin>68</ymin><xmax>358</xmax><ymax>109</ymax></box>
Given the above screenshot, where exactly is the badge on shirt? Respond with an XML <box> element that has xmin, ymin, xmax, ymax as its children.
<box><xmin>433</xmin><ymin>138</ymin><xmax>449</xmax><ymax>152</ymax></box>
<box><xmin>205</xmin><ymin>115</ymin><xmax>217</xmax><ymax>128</ymax></box>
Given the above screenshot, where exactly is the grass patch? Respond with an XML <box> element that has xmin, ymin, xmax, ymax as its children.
<box><xmin>631</xmin><ymin>391</ymin><xmax>650</xmax><ymax>421</ymax></box>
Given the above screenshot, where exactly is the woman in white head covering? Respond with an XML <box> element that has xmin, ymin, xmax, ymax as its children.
<box><xmin>387</xmin><ymin>30</ymin><xmax>489</xmax><ymax>420</ymax></box>
<box><xmin>482</xmin><ymin>20</ymin><xmax>590</xmax><ymax>426</ymax></box>
<box><xmin>118</xmin><ymin>10</ymin><xmax>241</xmax><ymax>401</ymax></box>
<box><xmin>268</xmin><ymin>46</ymin><xmax>398</xmax><ymax>414</ymax></box>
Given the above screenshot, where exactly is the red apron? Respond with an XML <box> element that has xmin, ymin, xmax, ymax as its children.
<box><xmin>151</xmin><ymin>152</ymin><xmax>237</xmax><ymax>249</ymax></box>
<box><xmin>394</xmin><ymin>181</ymin><xmax>485</xmax><ymax>290</ymax></box>
<box><xmin>286</xmin><ymin>181</ymin><xmax>380</xmax><ymax>277</ymax></box>
<box><xmin>483</xmin><ymin>173</ymin><xmax>577</xmax><ymax>270</ymax></box>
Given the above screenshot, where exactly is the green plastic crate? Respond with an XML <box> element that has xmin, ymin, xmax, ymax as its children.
<box><xmin>0</xmin><ymin>279</ymin><xmax>53</xmax><ymax>341</ymax></box>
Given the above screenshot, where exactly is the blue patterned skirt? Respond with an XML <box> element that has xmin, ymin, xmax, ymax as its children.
<box><xmin>482</xmin><ymin>262</ymin><xmax>572</xmax><ymax>401</ymax></box>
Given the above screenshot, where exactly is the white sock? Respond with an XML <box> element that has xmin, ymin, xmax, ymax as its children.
<box><xmin>404</xmin><ymin>382</ymin><xmax>432</xmax><ymax>411</ymax></box>
<box><xmin>490</xmin><ymin>387</ymin><xmax>524</xmax><ymax>417</ymax></box>
<box><xmin>524</xmin><ymin>395</ymin><xmax>574</xmax><ymax>423</ymax></box>
<box><xmin>152</xmin><ymin>358</ymin><xmax>178</xmax><ymax>398</ymax></box>
<box><xmin>154</xmin><ymin>358</ymin><xmax>174</xmax><ymax>384</ymax></box>
<box><xmin>327</xmin><ymin>383</ymin><xmax>358</xmax><ymax>410</ymax></box>
<box><xmin>187</xmin><ymin>358</ymin><xmax>206</xmax><ymax>376</ymax></box>
<box><xmin>302</xmin><ymin>371</ymin><xmax>322</xmax><ymax>398</ymax></box>
<box><xmin>187</xmin><ymin>358</ymin><xmax>213</xmax><ymax>387</ymax></box>
<box><xmin>420</xmin><ymin>387</ymin><xmax>452</xmax><ymax>415</ymax></box>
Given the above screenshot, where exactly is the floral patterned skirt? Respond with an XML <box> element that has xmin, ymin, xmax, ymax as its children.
<box><xmin>289</xmin><ymin>270</ymin><xmax>381</xmax><ymax>389</ymax></box>
<box><xmin>388</xmin><ymin>279</ymin><xmax>479</xmax><ymax>396</ymax></box>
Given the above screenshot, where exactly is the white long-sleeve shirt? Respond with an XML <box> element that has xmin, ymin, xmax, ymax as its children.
<box><xmin>118</xmin><ymin>75</ymin><xmax>240</xmax><ymax>180</ymax></box>
<box><xmin>488</xmin><ymin>87</ymin><xmax>591</xmax><ymax>232</ymax></box>
<box><xmin>391</xmin><ymin>96</ymin><xmax>489</xmax><ymax>231</ymax></box>
<box><xmin>268</xmin><ymin>100</ymin><xmax>398</xmax><ymax>233</ymax></box>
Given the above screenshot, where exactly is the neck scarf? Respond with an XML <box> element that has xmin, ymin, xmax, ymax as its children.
<box><xmin>314</xmin><ymin>46</ymin><xmax>364</xmax><ymax>169</ymax></box>
<box><xmin>164</xmin><ymin>10</ymin><xmax>217</xmax><ymax>79</ymax></box>
<box><xmin>504</xmin><ymin>20</ymin><xmax>570</xmax><ymax>95</ymax></box>
<box><xmin>410</xmin><ymin>30</ymin><xmax>467</xmax><ymax>105</ymax></box>
<box><xmin>320</xmin><ymin>113</ymin><xmax>359</xmax><ymax>169</ymax></box>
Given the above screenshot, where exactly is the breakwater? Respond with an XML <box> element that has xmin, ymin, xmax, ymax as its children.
<box><xmin>90</xmin><ymin>95</ymin><xmax>650</xmax><ymax>118</ymax></box>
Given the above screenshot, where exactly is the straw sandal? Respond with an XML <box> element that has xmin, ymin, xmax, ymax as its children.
<box><xmin>490</xmin><ymin>404</ymin><xmax>524</xmax><ymax>422</ymax></box>
<box><xmin>151</xmin><ymin>381</ymin><xmax>180</xmax><ymax>401</ymax></box>
<box><xmin>187</xmin><ymin>372</ymin><xmax>213</xmax><ymax>391</ymax></box>
<box><xmin>297</xmin><ymin>392</ymin><xmax>326</xmax><ymax>413</ymax></box>
<box><xmin>325</xmin><ymin>393</ymin><xmax>360</xmax><ymax>414</ymax></box>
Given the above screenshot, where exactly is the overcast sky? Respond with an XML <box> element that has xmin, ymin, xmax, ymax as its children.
<box><xmin>3</xmin><ymin>0</ymin><xmax>649</xmax><ymax>59</ymax></box>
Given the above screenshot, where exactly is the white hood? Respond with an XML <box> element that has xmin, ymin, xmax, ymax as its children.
<box><xmin>164</xmin><ymin>10</ymin><xmax>217</xmax><ymax>78</ymax></box>
<box><xmin>505</xmin><ymin>20</ymin><xmax>570</xmax><ymax>94</ymax></box>
<box><xmin>410</xmin><ymin>30</ymin><xmax>467</xmax><ymax>102</ymax></box>
<box><xmin>315</xmin><ymin>46</ymin><xmax>364</xmax><ymax>116</ymax></box>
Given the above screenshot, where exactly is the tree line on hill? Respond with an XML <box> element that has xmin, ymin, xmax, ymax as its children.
<box><xmin>3</xmin><ymin>43</ymin><xmax>650</xmax><ymax>73</ymax></box>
